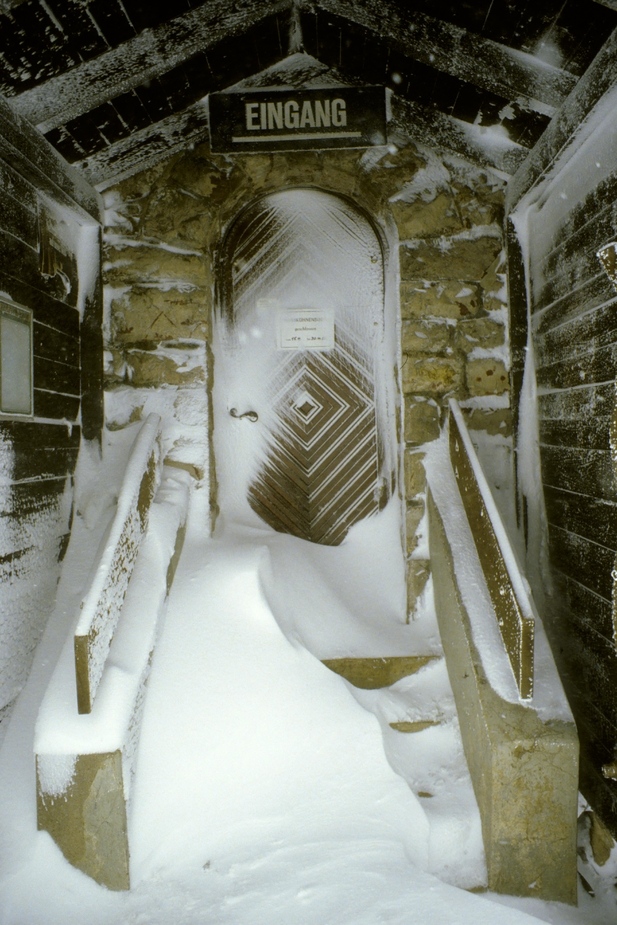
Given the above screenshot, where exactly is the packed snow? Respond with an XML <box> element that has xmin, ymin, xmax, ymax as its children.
<box><xmin>0</xmin><ymin>425</ymin><xmax>616</xmax><ymax>924</ymax></box>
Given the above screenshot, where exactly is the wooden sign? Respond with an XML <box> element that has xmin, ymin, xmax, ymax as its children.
<box><xmin>208</xmin><ymin>86</ymin><xmax>387</xmax><ymax>152</ymax></box>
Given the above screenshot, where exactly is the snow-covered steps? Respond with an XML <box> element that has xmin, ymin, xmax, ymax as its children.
<box><xmin>34</xmin><ymin>465</ymin><xmax>190</xmax><ymax>891</ymax></box>
<box><xmin>426</xmin><ymin>424</ymin><xmax>579</xmax><ymax>904</ymax></box>
<box><xmin>322</xmin><ymin>655</ymin><xmax>438</xmax><ymax>688</ymax></box>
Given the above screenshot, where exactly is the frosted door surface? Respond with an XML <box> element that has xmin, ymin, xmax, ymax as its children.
<box><xmin>217</xmin><ymin>188</ymin><xmax>394</xmax><ymax>545</ymax></box>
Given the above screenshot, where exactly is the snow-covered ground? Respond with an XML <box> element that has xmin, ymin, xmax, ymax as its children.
<box><xmin>0</xmin><ymin>432</ymin><xmax>616</xmax><ymax>924</ymax></box>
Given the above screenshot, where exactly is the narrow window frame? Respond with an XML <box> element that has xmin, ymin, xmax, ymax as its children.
<box><xmin>0</xmin><ymin>297</ymin><xmax>34</xmax><ymax>419</ymax></box>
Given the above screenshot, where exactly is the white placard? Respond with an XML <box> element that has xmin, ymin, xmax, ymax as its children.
<box><xmin>277</xmin><ymin>309</ymin><xmax>334</xmax><ymax>350</ymax></box>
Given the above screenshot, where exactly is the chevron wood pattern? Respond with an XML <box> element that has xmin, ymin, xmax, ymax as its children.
<box><xmin>224</xmin><ymin>188</ymin><xmax>391</xmax><ymax>545</ymax></box>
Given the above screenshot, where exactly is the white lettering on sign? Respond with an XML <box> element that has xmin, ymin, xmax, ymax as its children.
<box><xmin>242</xmin><ymin>97</ymin><xmax>353</xmax><ymax>141</ymax></box>
<box><xmin>277</xmin><ymin>309</ymin><xmax>335</xmax><ymax>351</ymax></box>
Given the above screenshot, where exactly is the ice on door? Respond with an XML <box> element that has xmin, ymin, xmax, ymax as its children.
<box><xmin>214</xmin><ymin>188</ymin><xmax>395</xmax><ymax>545</ymax></box>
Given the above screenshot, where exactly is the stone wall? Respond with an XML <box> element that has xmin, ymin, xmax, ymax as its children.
<box><xmin>102</xmin><ymin>141</ymin><xmax>508</xmax><ymax>616</ymax></box>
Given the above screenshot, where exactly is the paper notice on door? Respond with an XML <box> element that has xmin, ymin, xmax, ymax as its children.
<box><xmin>277</xmin><ymin>309</ymin><xmax>335</xmax><ymax>350</ymax></box>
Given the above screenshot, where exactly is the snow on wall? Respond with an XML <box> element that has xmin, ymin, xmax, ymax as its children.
<box><xmin>100</xmin><ymin>139</ymin><xmax>513</xmax><ymax>590</ymax></box>
<box><xmin>0</xmin><ymin>426</ymin><xmax>73</xmax><ymax>717</ymax></box>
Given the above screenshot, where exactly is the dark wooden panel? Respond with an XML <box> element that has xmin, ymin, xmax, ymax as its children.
<box><xmin>313</xmin><ymin>1</ymin><xmax>577</xmax><ymax>108</ymax></box>
<box><xmin>11</xmin><ymin>0</ymin><xmax>288</xmax><ymax>132</ymax></box>
<box><xmin>0</xmin><ymin>419</ymin><xmax>80</xmax><ymax>447</ymax></box>
<box><xmin>33</xmin><ymin>321</ymin><xmax>80</xmax><ymax>367</ymax></box>
<box><xmin>540</xmin><ymin>197</ymin><xmax>617</xmax><ymax>291</ymax></box>
<box><xmin>33</xmin><ymin>388</ymin><xmax>80</xmax><ymax>422</ymax></box>
<box><xmin>0</xmin><ymin>97</ymin><xmax>100</xmax><ymax>221</ymax></box>
<box><xmin>0</xmin><ymin>512</ymin><xmax>71</xmax><ymax>560</ymax></box>
<box><xmin>44</xmin><ymin>0</ymin><xmax>109</xmax><ymax>62</ymax></box>
<box><xmin>541</xmin><ymin>444</ymin><xmax>616</xmax><ymax>500</ymax></box>
<box><xmin>0</xmin><ymin>477</ymin><xmax>69</xmax><ymax>518</ymax></box>
<box><xmin>0</xmin><ymin>159</ymin><xmax>38</xmax><ymax>212</ymax></box>
<box><xmin>0</xmin><ymin>419</ymin><xmax>80</xmax><ymax>486</ymax></box>
<box><xmin>548</xmin><ymin>524</ymin><xmax>615</xmax><ymax>601</ymax></box>
<box><xmin>542</xmin><ymin>169</ymin><xmax>617</xmax><ymax>260</ymax></box>
<box><xmin>33</xmin><ymin>355</ymin><xmax>80</xmax><ymax>397</ymax></box>
<box><xmin>559</xmin><ymin>572</ymin><xmax>614</xmax><ymax>641</ymax></box>
<box><xmin>80</xmin><ymin>228</ymin><xmax>104</xmax><ymax>444</ymax></box>
<box><xmin>545</xmin><ymin>485</ymin><xmax>617</xmax><ymax>548</ymax></box>
<box><xmin>538</xmin><ymin>381</ymin><xmax>613</xmax><ymax>421</ymax></box>
<box><xmin>536</xmin><ymin>341</ymin><xmax>617</xmax><ymax>391</ymax></box>
<box><xmin>0</xmin><ymin>186</ymin><xmax>38</xmax><ymax>248</ymax></box>
<box><xmin>536</xmin><ymin>298</ymin><xmax>617</xmax><ymax>368</ymax></box>
<box><xmin>0</xmin><ymin>229</ymin><xmax>77</xmax><ymax>309</ymax></box>
<box><xmin>560</xmin><ymin>612</ymin><xmax>617</xmax><ymax>724</ymax></box>
<box><xmin>537</xmin><ymin>248</ymin><xmax>616</xmax><ymax>317</ymax></box>
<box><xmin>9</xmin><ymin>445</ymin><xmax>80</xmax><ymax>483</ymax></box>
<box><xmin>539</xmin><ymin>416</ymin><xmax>612</xmax><ymax>451</ymax></box>
<box><xmin>533</xmin><ymin>271</ymin><xmax>615</xmax><ymax>333</ymax></box>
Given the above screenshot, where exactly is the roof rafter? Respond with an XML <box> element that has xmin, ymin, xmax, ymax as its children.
<box><xmin>390</xmin><ymin>96</ymin><xmax>529</xmax><ymax>176</ymax></box>
<box><xmin>74</xmin><ymin>81</ymin><xmax>529</xmax><ymax>192</ymax></box>
<box><xmin>309</xmin><ymin>0</ymin><xmax>577</xmax><ymax>112</ymax></box>
<box><xmin>76</xmin><ymin>99</ymin><xmax>211</xmax><ymax>191</ymax></box>
<box><xmin>10</xmin><ymin>0</ymin><xmax>289</xmax><ymax>132</ymax></box>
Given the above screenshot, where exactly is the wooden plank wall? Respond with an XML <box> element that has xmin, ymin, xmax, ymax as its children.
<box><xmin>0</xmin><ymin>121</ymin><xmax>100</xmax><ymax>727</ymax></box>
<box><xmin>529</xmin><ymin>176</ymin><xmax>617</xmax><ymax>833</ymax></box>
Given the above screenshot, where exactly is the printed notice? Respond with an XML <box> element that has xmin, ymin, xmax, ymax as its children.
<box><xmin>277</xmin><ymin>309</ymin><xmax>335</xmax><ymax>350</ymax></box>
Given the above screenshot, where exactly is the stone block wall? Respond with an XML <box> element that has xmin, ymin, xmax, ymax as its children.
<box><xmin>102</xmin><ymin>141</ymin><xmax>508</xmax><ymax>615</ymax></box>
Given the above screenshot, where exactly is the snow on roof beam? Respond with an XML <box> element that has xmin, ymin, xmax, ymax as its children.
<box><xmin>309</xmin><ymin>0</ymin><xmax>577</xmax><ymax>114</ymax></box>
<box><xmin>10</xmin><ymin>0</ymin><xmax>290</xmax><ymax>133</ymax></box>
<box><xmin>390</xmin><ymin>96</ymin><xmax>529</xmax><ymax>177</ymax></box>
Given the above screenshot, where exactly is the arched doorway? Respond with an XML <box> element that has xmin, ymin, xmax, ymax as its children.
<box><xmin>213</xmin><ymin>187</ymin><xmax>397</xmax><ymax>545</ymax></box>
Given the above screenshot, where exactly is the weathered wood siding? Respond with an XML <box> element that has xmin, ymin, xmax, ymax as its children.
<box><xmin>506</xmin><ymin>34</ymin><xmax>617</xmax><ymax>835</ymax></box>
<box><xmin>532</xmin><ymin>186</ymin><xmax>617</xmax><ymax>829</ymax></box>
<box><xmin>515</xmin><ymin>162</ymin><xmax>617</xmax><ymax>834</ymax></box>
<box><xmin>0</xmin><ymin>100</ymin><xmax>101</xmax><ymax>729</ymax></box>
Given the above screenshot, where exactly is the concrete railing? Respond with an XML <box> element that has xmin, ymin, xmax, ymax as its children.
<box><xmin>448</xmin><ymin>399</ymin><xmax>534</xmax><ymax>699</ymax></box>
<box><xmin>74</xmin><ymin>413</ymin><xmax>162</xmax><ymax>714</ymax></box>
<box><xmin>35</xmin><ymin>421</ymin><xmax>191</xmax><ymax>891</ymax></box>
<box><xmin>427</xmin><ymin>410</ymin><xmax>579</xmax><ymax>903</ymax></box>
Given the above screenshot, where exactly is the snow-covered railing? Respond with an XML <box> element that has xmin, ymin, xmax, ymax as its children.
<box><xmin>36</xmin><ymin>464</ymin><xmax>190</xmax><ymax>890</ymax></box>
<box><xmin>74</xmin><ymin>413</ymin><xmax>162</xmax><ymax>714</ymax></box>
<box><xmin>448</xmin><ymin>399</ymin><xmax>534</xmax><ymax>699</ymax></box>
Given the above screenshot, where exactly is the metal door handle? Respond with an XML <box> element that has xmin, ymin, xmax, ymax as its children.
<box><xmin>230</xmin><ymin>407</ymin><xmax>258</xmax><ymax>422</ymax></box>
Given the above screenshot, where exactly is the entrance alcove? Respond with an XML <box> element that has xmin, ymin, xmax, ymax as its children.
<box><xmin>3</xmin><ymin>3</ymin><xmax>617</xmax><ymax>917</ymax></box>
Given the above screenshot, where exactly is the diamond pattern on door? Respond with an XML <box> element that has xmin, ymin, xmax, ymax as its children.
<box><xmin>249</xmin><ymin>336</ymin><xmax>386</xmax><ymax>546</ymax></box>
<box><xmin>220</xmin><ymin>188</ymin><xmax>394</xmax><ymax>545</ymax></box>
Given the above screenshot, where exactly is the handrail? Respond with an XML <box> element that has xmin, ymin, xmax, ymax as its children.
<box><xmin>448</xmin><ymin>399</ymin><xmax>534</xmax><ymax>699</ymax></box>
<box><xmin>74</xmin><ymin>413</ymin><xmax>162</xmax><ymax>713</ymax></box>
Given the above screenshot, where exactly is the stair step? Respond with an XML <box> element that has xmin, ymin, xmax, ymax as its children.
<box><xmin>321</xmin><ymin>656</ymin><xmax>438</xmax><ymax>689</ymax></box>
<box><xmin>389</xmin><ymin>719</ymin><xmax>440</xmax><ymax>733</ymax></box>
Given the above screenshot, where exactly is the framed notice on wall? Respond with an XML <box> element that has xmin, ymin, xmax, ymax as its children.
<box><xmin>277</xmin><ymin>309</ymin><xmax>335</xmax><ymax>350</ymax></box>
<box><xmin>209</xmin><ymin>86</ymin><xmax>387</xmax><ymax>153</ymax></box>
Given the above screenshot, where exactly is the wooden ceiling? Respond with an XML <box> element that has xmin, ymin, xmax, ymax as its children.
<box><xmin>1</xmin><ymin>0</ymin><xmax>616</xmax><ymax>188</ymax></box>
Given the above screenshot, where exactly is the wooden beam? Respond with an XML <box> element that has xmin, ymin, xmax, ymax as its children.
<box><xmin>78</xmin><ymin>86</ymin><xmax>530</xmax><ymax>189</ymax></box>
<box><xmin>593</xmin><ymin>0</ymin><xmax>617</xmax><ymax>11</ymax></box>
<box><xmin>10</xmin><ymin>0</ymin><xmax>289</xmax><ymax>132</ymax></box>
<box><xmin>75</xmin><ymin>99</ymin><xmax>210</xmax><ymax>190</ymax></box>
<box><xmin>310</xmin><ymin>0</ymin><xmax>576</xmax><ymax>112</ymax></box>
<box><xmin>0</xmin><ymin>96</ymin><xmax>100</xmax><ymax>221</ymax></box>
<box><xmin>507</xmin><ymin>27</ymin><xmax>617</xmax><ymax>211</ymax></box>
<box><xmin>390</xmin><ymin>95</ymin><xmax>529</xmax><ymax>177</ymax></box>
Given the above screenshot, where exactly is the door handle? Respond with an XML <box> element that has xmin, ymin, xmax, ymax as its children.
<box><xmin>230</xmin><ymin>407</ymin><xmax>258</xmax><ymax>422</ymax></box>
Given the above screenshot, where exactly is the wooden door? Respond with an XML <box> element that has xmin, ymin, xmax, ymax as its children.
<box><xmin>216</xmin><ymin>188</ymin><xmax>394</xmax><ymax>545</ymax></box>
